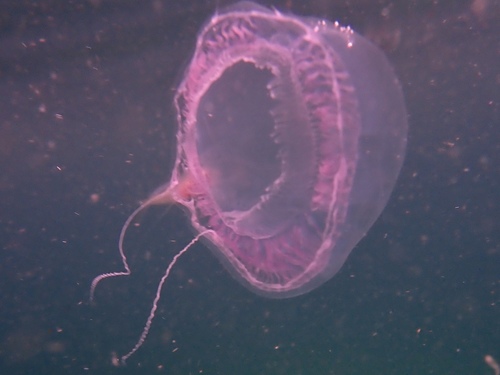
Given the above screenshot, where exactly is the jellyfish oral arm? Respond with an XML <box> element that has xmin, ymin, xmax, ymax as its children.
<box><xmin>118</xmin><ymin>229</ymin><xmax>213</xmax><ymax>365</ymax></box>
<box><xmin>90</xmin><ymin>191</ymin><xmax>213</xmax><ymax>364</ymax></box>
<box><xmin>89</xmin><ymin>201</ymin><xmax>145</xmax><ymax>303</ymax></box>
<box><xmin>89</xmin><ymin>177</ymin><xmax>215</xmax><ymax>364</ymax></box>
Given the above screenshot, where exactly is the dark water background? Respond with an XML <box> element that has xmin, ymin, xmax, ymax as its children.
<box><xmin>0</xmin><ymin>0</ymin><xmax>498</xmax><ymax>374</ymax></box>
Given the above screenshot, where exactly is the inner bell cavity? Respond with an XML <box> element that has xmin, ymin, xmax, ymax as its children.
<box><xmin>196</xmin><ymin>61</ymin><xmax>281</xmax><ymax>214</ymax></box>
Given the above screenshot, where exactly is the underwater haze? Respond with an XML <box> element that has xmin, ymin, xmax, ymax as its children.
<box><xmin>0</xmin><ymin>0</ymin><xmax>499</xmax><ymax>374</ymax></box>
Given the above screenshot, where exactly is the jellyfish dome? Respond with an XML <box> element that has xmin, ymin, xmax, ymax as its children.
<box><xmin>171</xmin><ymin>1</ymin><xmax>407</xmax><ymax>298</ymax></box>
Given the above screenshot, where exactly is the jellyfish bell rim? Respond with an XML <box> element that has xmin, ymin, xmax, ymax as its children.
<box><xmin>175</xmin><ymin>9</ymin><xmax>357</xmax><ymax>238</ymax></box>
<box><xmin>171</xmin><ymin>2</ymin><xmax>407</xmax><ymax>298</ymax></box>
